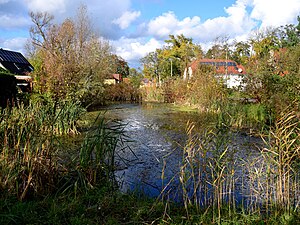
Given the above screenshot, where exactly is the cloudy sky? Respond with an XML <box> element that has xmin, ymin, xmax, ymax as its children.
<box><xmin>1</xmin><ymin>0</ymin><xmax>300</xmax><ymax>68</ymax></box>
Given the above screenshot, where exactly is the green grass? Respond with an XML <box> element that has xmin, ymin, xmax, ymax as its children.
<box><xmin>1</xmin><ymin>190</ymin><xmax>299</xmax><ymax>224</ymax></box>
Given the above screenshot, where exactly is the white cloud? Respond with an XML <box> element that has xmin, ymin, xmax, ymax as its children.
<box><xmin>25</xmin><ymin>0</ymin><xmax>67</xmax><ymax>14</ymax></box>
<box><xmin>147</xmin><ymin>11</ymin><xmax>179</xmax><ymax>38</ymax></box>
<box><xmin>1</xmin><ymin>37</ymin><xmax>28</xmax><ymax>53</ymax></box>
<box><xmin>250</xmin><ymin>0</ymin><xmax>300</xmax><ymax>28</ymax></box>
<box><xmin>145</xmin><ymin>1</ymin><xmax>254</xmax><ymax>42</ymax></box>
<box><xmin>113</xmin><ymin>11</ymin><xmax>141</xmax><ymax>29</ymax></box>
<box><xmin>113</xmin><ymin>37</ymin><xmax>163</xmax><ymax>64</ymax></box>
<box><xmin>0</xmin><ymin>14</ymin><xmax>31</xmax><ymax>29</ymax></box>
<box><xmin>23</xmin><ymin>0</ymin><xmax>131</xmax><ymax>38</ymax></box>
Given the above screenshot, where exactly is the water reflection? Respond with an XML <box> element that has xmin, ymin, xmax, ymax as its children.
<box><xmin>96</xmin><ymin>103</ymin><xmax>262</xmax><ymax>203</ymax></box>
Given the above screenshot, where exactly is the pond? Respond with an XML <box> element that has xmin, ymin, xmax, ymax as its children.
<box><xmin>93</xmin><ymin>103</ymin><xmax>271</xmax><ymax>204</ymax></box>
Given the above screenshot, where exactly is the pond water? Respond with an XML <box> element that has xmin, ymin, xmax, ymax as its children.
<box><xmin>96</xmin><ymin>103</ymin><xmax>264</xmax><ymax>203</ymax></box>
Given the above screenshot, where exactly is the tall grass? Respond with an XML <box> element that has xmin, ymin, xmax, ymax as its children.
<box><xmin>77</xmin><ymin>116</ymin><xmax>128</xmax><ymax>191</ymax></box>
<box><xmin>223</xmin><ymin>102</ymin><xmax>267</xmax><ymax>131</ymax></box>
<box><xmin>172</xmin><ymin>121</ymin><xmax>237</xmax><ymax>222</ymax></box>
<box><xmin>258</xmin><ymin>106</ymin><xmax>300</xmax><ymax>211</ymax></box>
<box><xmin>0</xmin><ymin>94</ymin><xmax>132</xmax><ymax>203</ymax></box>
<box><xmin>0</xmin><ymin>98</ymin><xmax>85</xmax><ymax>200</ymax></box>
<box><xmin>161</xmin><ymin>105</ymin><xmax>300</xmax><ymax>223</ymax></box>
<box><xmin>141</xmin><ymin>85</ymin><xmax>164</xmax><ymax>102</ymax></box>
<box><xmin>0</xmin><ymin>95</ymin><xmax>138</xmax><ymax>224</ymax></box>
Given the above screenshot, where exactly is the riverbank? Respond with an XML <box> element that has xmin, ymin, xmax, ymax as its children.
<box><xmin>2</xmin><ymin>187</ymin><xmax>299</xmax><ymax>224</ymax></box>
<box><xmin>1</xmin><ymin>101</ymin><xmax>299</xmax><ymax>224</ymax></box>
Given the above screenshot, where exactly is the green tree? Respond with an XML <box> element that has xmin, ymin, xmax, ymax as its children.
<box><xmin>164</xmin><ymin>34</ymin><xmax>202</xmax><ymax>76</ymax></box>
<box><xmin>249</xmin><ymin>29</ymin><xmax>280</xmax><ymax>60</ymax></box>
<box><xmin>140</xmin><ymin>51</ymin><xmax>160</xmax><ymax>82</ymax></box>
<box><xmin>245</xmin><ymin>27</ymin><xmax>300</xmax><ymax>119</ymax></box>
<box><xmin>129</xmin><ymin>68</ymin><xmax>143</xmax><ymax>88</ymax></box>
<box><xmin>275</xmin><ymin>16</ymin><xmax>300</xmax><ymax>48</ymax></box>
<box><xmin>205</xmin><ymin>36</ymin><xmax>232</xmax><ymax>59</ymax></box>
<box><xmin>232</xmin><ymin>40</ymin><xmax>251</xmax><ymax>65</ymax></box>
<box><xmin>141</xmin><ymin>34</ymin><xmax>202</xmax><ymax>83</ymax></box>
<box><xmin>111</xmin><ymin>55</ymin><xmax>129</xmax><ymax>77</ymax></box>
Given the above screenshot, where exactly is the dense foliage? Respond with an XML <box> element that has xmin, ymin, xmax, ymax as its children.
<box><xmin>141</xmin><ymin>17</ymin><xmax>300</xmax><ymax>121</ymax></box>
<box><xmin>27</xmin><ymin>5</ymin><xmax>131</xmax><ymax>106</ymax></box>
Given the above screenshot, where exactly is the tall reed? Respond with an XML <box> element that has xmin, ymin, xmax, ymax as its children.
<box><xmin>259</xmin><ymin>106</ymin><xmax>299</xmax><ymax>211</ymax></box>
<box><xmin>169</xmin><ymin>121</ymin><xmax>237</xmax><ymax>222</ymax></box>
<box><xmin>161</xmin><ymin>105</ymin><xmax>300</xmax><ymax>222</ymax></box>
<box><xmin>0</xmin><ymin>98</ymin><xmax>85</xmax><ymax>200</ymax></box>
<box><xmin>77</xmin><ymin>116</ymin><xmax>128</xmax><ymax>192</ymax></box>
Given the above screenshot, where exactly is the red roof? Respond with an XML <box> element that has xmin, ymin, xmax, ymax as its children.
<box><xmin>112</xmin><ymin>74</ymin><xmax>122</xmax><ymax>81</ymax></box>
<box><xmin>189</xmin><ymin>58</ymin><xmax>246</xmax><ymax>75</ymax></box>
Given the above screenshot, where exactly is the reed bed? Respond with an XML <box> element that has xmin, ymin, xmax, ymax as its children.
<box><xmin>77</xmin><ymin>116</ymin><xmax>129</xmax><ymax>192</ymax></box>
<box><xmin>160</xmin><ymin>106</ymin><xmax>300</xmax><ymax>223</ymax></box>
<box><xmin>0</xmin><ymin>98</ymin><xmax>84</xmax><ymax>199</ymax></box>
<box><xmin>0</xmin><ymin>96</ymin><xmax>132</xmax><ymax>204</ymax></box>
<box><xmin>248</xmin><ymin>107</ymin><xmax>300</xmax><ymax>213</ymax></box>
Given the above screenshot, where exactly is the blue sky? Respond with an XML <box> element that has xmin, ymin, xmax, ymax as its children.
<box><xmin>133</xmin><ymin>0</ymin><xmax>237</xmax><ymax>21</ymax></box>
<box><xmin>1</xmin><ymin>0</ymin><xmax>300</xmax><ymax>68</ymax></box>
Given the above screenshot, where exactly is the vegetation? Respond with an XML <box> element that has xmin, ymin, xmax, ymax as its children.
<box><xmin>0</xmin><ymin>72</ymin><xmax>17</xmax><ymax>108</ymax></box>
<box><xmin>1</xmin><ymin>6</ymin><xmax>300</xmax><ymax>224</ymax></box>
<box><xmin>140</xmin><ymin>17</ymin><xmax>300</xmax><ymax>123</ymax></box>
<box><xmin>157</xmin><ymin>108</ymin><xmax>299</xmax><ymax>224</ymax></box>
<box><xmin>138</xmin><ymin>17</ymin><xmax>300</xmax><ymax>224</ymax></box>
<box><xmin>27</xmin><ymin>5</ymin><xmax>131</xmax><ymax>106</ymax></box>
<box><xmin>141</xmin><ymin>34</ymin><xmax>203</xmax><ymax>85</ymax></box>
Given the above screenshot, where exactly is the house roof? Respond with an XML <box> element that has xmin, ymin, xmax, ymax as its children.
<box><xmin>189</xmin><ymin>58</ymin><xmax>246</xmax><ymax>75</ymax></box>
<box><xmin>0</xmin><ymin>48</ymin><xmax>34</xmax><ymax>75</ymax></box>
<box><xmin>112</xmin><ymin>74</ymin><xmax>122</xmax><ymax>81</ymax></box>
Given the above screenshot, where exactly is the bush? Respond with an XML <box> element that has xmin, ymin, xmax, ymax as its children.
<box><xmin>104</xmin><ymin>82</ymin><xmax>141</xmax><ymax>102</ymax></box>
<box><xmin>0</xmin><ymin>72</ymin><xmax>17</xmax><ymax>108</ymax></box>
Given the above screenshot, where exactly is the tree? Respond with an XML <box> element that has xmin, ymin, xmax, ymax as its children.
<box><xmin>29</xmin><ymin>11</ymin><xmax>54</xmax><ymax>50</ymax></box>
<box><xmin>129</xmin><ymin>68</ymin><xmax>143</xmax><ymax>88</ymax></box>
<box><xmin>249</xmin><ymin>29</ymin><xmax>280</xmax><ymax>60</ymax></box>
<box><xmin>140</xmin><ymin>51</ymin><xmax>160</xmax><ymax>81</ymax></box>
<box><xmin>205</xmin><ymin>36</ymin><xmax>231</xmax><ymax>59</ymax></box>
<box><xmin>275</xmin><ymin>16</ymin><xmax>300</xmax><ymax>48</ymax></box>
<box><xmin>141</xmin><ymin>34</ymin><xmax>202</xmax><ymax>83</ymax></box>
<box><xmin>244</xmin><ymin>27</ymin><xmax>300</xmax><ymax>118</ymax></box>
<box><xmin>28</xmin><ymin>5</ymin><xmax>114</xmax><ymax>105</ymax></box>
<box><xmin>111</xmin><ymin>55</ymin><xmax>129</xmax><ymax>77</ymax></box>
<box><xmin>232</xmin><ymin>40</ymin><xmax>251</xmax><ymax>65</ymax></box>
<box><xmin>164</xmin><ymin>34</ymin><xmax>203</xmax><ymax>76</ymax></box>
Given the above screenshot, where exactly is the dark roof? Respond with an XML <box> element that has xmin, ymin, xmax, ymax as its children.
<box><xmin>0</xmin><ymin>48</ymin><xmax>34</xmax><ymax>75</ymax></box>
<box><xmin>189</xmin><ymin>58</ymin><xmax>246</xmax><ymax>75</ymax></box>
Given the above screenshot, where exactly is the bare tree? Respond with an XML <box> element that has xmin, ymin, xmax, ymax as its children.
<box><xmin>29</xmin><ymin>11</ymin><xmax>54</xmax><ymax>49</ymax></box>
<box><xmin>28</xmin><ymin>5</ymin><xmax>115</xmax><ymax>104</ymax></box>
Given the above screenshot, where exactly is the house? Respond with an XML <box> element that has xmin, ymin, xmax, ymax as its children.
<box><xmin>184</xmin><ymin>58</ymin><xmax>246</xmax><ymax>89</ymax></box>
<box><xmin>0</xmin><ymin>48</ymin><xmax>34</xmax><ymax>92</ymax></box>
<box><xmin>104</xmin><ymin>73</ymin><xmax>122</xmax><ymax>85</ymax></box>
